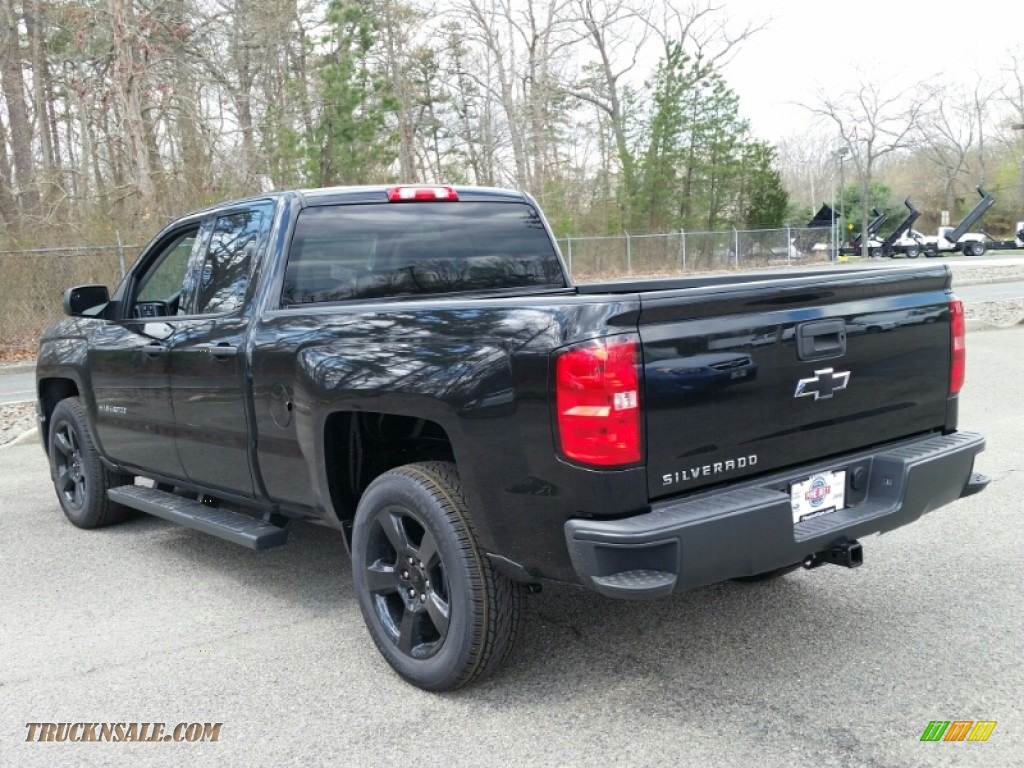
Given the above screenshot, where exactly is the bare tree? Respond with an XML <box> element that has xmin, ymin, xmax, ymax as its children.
<box><xmin>802</xmin><ymin>78</ymin><xmax>926</xmax><ymax>258</ymax></box>
<box><xmin>109</xmin><ymin>0</ymin><xmax>156</xmax><ymax>208</ymax></box>
<box><xmin>0</xmin><ymin>112</ymin><xmax>19</xmax><ymax>222</ymax></box>
<box><xmin>1000</xmin><ymin>49</ymin><xmax>1024</xmax><ymax>206</ymax></box>
<box><xmin>568</xmin><ymin>0</ymin><xmax>650</xmax><ymax>212</ymax></box>
<box><xmin>775</xmin><ymin>130</ymin><xmax>841</xmax><ymax>213</ymax></box>
<box><xmin>647</xmin><ymin>0</ymin><xmax>767</xmax><ymax>69</ymax></box>
<box><xmin>916</xmin><ymin>85</ymin><xmax>978</xmax><ymax>215</ymax></box>
<box><xmin>0</xmin><ymin>0</ymin><xmax>38</xmax><ymax>213</ymax></box>
<box><xmin>1001</xmin><ymin>48</ymin><xmax>1024</xmax><ymax>126</ymax></box>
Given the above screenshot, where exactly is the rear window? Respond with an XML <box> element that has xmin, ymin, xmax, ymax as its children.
<box><xmin>281</xmin><ymin>202</ymin><xmax>565</xmax><ymax>305</ymax></box>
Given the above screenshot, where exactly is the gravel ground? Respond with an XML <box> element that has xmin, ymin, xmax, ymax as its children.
<box><xmin>950</xmin><ymin>264</ymin><xmax>1024</xmax><ymax>326</ymax></box>
<box><xmin>0</xmin><ymin>261</ymin><xmax>1019</xmax><ymax>448</ymax></box>
<box><xmin>964</xmin><ymin>299</ymin><xmax>1024</xmax><ymax>326</ymax></box>
<box><xmin>0</xmin><ymin>402</ymin><xmax>35</xmax><ymax>447</ymax></box>
<box><xmin>950</xmin><ymin>263</ymin><xmax>1024</xmax><ymax>284</ymax></box>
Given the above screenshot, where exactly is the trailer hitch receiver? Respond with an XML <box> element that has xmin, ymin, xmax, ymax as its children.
<box><xmin>803</xmin><ymin>540</ymin><xmax>863</xmax><ymax>570</ymax></box>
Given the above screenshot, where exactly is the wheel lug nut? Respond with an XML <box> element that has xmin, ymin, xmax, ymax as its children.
<box><xmin>407</xmin><ymin>556</ymin><xmax>414</xmax><ymax>565</ymax></box>
<box><xmin>419</xmin><ymin>560</ymin><xmax>424</xmax><ymax>568</ymax></box>
<box><xmin>419</xmin><ymin>594</ymin><xmax>426</xmax><ymax>603</ymax></box>
<box><xmin>409</xmin><ymin>589</ymin><xmax>416</xmax><ymax>598</ymax></box>
<box><xmin>401</xmin><ymin>570</ymin><xmax>409</xmax><ymax>579</ymax></box>
<box><xmin>425</xmin><ymin>580</ymin><xmax>430</xmax><ymax>589</ymax></box>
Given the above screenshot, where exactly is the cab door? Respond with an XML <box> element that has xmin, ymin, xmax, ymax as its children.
<box><xmin>167</xmin><ymin>204</ymin><xmax>275</xmax><ymax>497</ymax></box>
<box><xmin>88</xmin><ymin>226</ymin><xmax>203</xmax><ymax>477</ymax></box>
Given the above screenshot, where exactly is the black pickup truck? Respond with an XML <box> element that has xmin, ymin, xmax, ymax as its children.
<box><xmin>37</xmin><ymin>185</ymin><xmax>988</xmax><ymax>690</ymax></box>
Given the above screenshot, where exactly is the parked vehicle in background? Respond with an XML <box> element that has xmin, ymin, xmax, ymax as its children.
<box><xmin>913</xmin><ymin>187</ymin><xmax>1023</xmax><ymax>257</ymax></box>
<box><xmin>976</xmin><ymin>222</ymin><xmax>1024</xmax><ymax>253</ymax></box>
<box><xmin>862</xmin><ymin>198</ymin><xmax>923</xmax><ymax>259</ymax></box>
<box><xmin>845</xmin><ymin>208</ymin><xmax>887</xmax><ymax>254</ymax></box>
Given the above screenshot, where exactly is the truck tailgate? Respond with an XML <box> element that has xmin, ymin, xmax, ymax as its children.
<box><xmin>638</xmin><ymin>269</ymin><xmax>954</xmax><ymax>500</ymax></box>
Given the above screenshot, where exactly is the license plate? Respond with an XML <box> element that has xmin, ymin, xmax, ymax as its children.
<box><xmin>730</xmin><ymin>369</ymin><xmax>746</xmax><ymax>379</ymax></box>
<box><xmin>791</xmin><ymin>470</ymin><xmax>846</xmax><ymax>525</ymax></box>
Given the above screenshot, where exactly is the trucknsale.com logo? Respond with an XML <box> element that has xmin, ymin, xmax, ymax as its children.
<box><xmin>24</xmin><ymin>722</ymin><xmax>223</xmax><ymax>743</ymax></box>
<box><xmin>920</xmin><ymin>720</ymin><xmax>997</xmax><ymax>742</ymax></box>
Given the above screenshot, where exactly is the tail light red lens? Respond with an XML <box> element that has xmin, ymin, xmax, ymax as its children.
<box><xmin>555</xmin><ymin>338</ymin><xmax>641</xmax><ymax>467</ymax></box>
<box><xmin>950</xmin><ymin>298</ymin><xmax>965</xmax><ymax>394</ymax></box>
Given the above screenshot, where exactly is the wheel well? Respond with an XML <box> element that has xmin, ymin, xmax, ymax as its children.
<box><xmin>38</xmin><ymin>378</ymin><xmax>79</xmax><ymax>454</ymax></box>
<box><xmin>323</xmin><ymin>411</ymin><xmax>455</xmax><ymax>532</ymax></box>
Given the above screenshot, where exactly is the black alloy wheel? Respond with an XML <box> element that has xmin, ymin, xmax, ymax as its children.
<box><xmin>351</xmin><ymin>462</ymin><xmax>522</xmax><ymax>691</ymax></box>
<box><xmin>52</xmin><ymin>418</ymin><xmax>87</xmax><ymax>512</ymax></box>
<box><xmin>363</xmin><ymin>504</ymin><xmax>452</xmax><ymax>659</ymax></box>
<box><xmin>48</xmin><ymin>397</ymin><xmax>133</xmax><ymax>528</ymax></box>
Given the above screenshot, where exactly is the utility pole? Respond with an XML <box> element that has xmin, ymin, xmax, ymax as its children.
<box><xmin>831</xmin><ymin>146</ymin><xmax>850</xmax><ymax>260</ymax></box>
<box><xmin>1013</xmin><ymin>124</ymin><xmax>1024</xmax><ymax>207</ymax></box>
<box><xmin>838</xmin><ymin>152</ymin><xmax>847</xmax><ymax>243</ymax></box>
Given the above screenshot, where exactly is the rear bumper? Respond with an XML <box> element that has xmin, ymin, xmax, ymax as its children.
<box><xmin>564</xmin><ymin>431</ymin><xmax>987</xmax><ymax>599</ymax></box>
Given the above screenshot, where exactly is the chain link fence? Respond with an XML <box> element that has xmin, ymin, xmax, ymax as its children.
<box><xmin>557</xmin><ymin>227</ymin><xmax>836</xmax><ymax>280</ymax></box>
<box><xmin>0</xmin><ymin>245</ymin><xmax>141</xmax><ymax>356</ymax></box>
<box><xmin>1</xmin><ymin>225</ymin><xmax>839</xmax><ymax>356</ymax></box>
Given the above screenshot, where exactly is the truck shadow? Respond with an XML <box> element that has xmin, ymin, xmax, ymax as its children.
<box><xmin>499</xmin><ymin>575</ymin><xmax>864</xmax><ymax>701</ymax></box>
<box><xmin>126</xmin><ymin>514</ymin><xmax>888</xmax><ymax>705</ymax></box>
<box><xmin>114</xmin><ymin>514</ymin><xmax>354</xmax><ymax>613</ymax></box>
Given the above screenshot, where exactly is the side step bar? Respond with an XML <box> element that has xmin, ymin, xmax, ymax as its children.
<box><xmin>108</xmin><ymin>486</ymin><xmax>288</xmax><ymax>550</ymax></box>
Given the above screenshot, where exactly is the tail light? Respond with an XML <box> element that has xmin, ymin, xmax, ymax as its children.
<box><xmin>555</xmin><ymin>338</ymin><xmax>641</xmax><ymax>467</ymax></box>
<box><xmin>950</xmin><ymin>298</ymin><xmax>965</xmax><ymax>394</ymax></box>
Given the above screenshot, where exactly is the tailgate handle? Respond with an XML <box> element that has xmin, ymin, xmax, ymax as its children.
<box><xmin>796</xmin><ymin>320</ymin><xmax>846</xmax><ymax>361</ymax></box>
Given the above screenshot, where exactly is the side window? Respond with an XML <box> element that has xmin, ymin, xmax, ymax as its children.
<box><xmin>282</xmin><ymin>235</ymin><xmax>377</xmax><ymax>305</ymax></box>
<box><xmin>195</xmin><ymin>210</ymin><xmax>266</xmax><ymax>315</ymax></box>
<box><xmin>133</xmin><ymin>229</ymin><xmax>199</xmax><ymax>316</ymax></box>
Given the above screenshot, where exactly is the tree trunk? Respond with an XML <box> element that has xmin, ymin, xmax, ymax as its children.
<box><xmin>860</xmin><ymin>165</ymin><xmax>871</xmax><ymax>260</ymax></box>
<box><xmin>24</xmin><ymin>0</ymin><xmax>54</xmax><ymax>185</ymax></box>
<box><xmin>0</xmin><ymin>0</ymin><xmax>38</xmax><ymax>213</ymax></box>
<box><xmin>381</xmin><ymin>1</ymin><xmax>416</xmax><ymax>181</ymax></box>
<box><xmin>230</xmin><ymin>0</ymin><xmax>258</xmax><ymax>191</ymax></box>
<box><xmin>76</xmin><ymin>90</ymin><xmax>93</xmax><ymax>203</ymax></box>
<box><xmin>0</xmin><ymin>111</ymin><xmax>20</xmax><ymax>222</ymax></box>
<box><xmin>110</xmin><ymin>0</ymin><xmax>155</xmax><ymax>208</ymax></box>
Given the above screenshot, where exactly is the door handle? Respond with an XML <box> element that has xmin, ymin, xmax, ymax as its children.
<box><xmin>193</xmin><ymin>343</ymin><xmax>238</xmax><ymax>360</ymax></box>
<box><xmin>142</xmin><ymin>343</ymin><xmax>168</xmax><ymax>357</ymax></box>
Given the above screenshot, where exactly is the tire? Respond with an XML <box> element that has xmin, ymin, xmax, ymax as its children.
<box><xmin>965</xmin><ymin>241</ymin><xmax>985</xmax><ymax>257</ymax></box>
<box><xmin>351</xmin><ymin>461</ymin><xmax>523</xmax><ymax>691</ymax></box>
<box><xmin>48</xmin><ymin>397</ymin><xmax>134</xmax><ymax>528</ymax></box>
<box><xmin>732</xmin><ymin>563</ymin><xmax>802</xmax><ymax>583</ymax></box>
<box><xmin>904</xmin><ymin>244</ymin><xmax>920</xmax><ymax>258</ymax></box>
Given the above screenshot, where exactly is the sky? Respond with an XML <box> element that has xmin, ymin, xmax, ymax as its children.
<box><xmin>716</xmin><ymin>0</ymin><xmax>1022</xmax><ymax>141</ymax></box>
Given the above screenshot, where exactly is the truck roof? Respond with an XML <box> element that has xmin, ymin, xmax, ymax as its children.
<box><xmin>298</xmin><ymin>185</ymin><xmax>528</xmax><ymax>206</ymax></box>
<box><xmin>181</xmin><ymin>185</ymin><xmax>530</xmax><ymax>219</ymax></box>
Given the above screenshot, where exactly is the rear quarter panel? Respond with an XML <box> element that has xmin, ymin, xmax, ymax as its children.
<box><xmin>249</xmin><ymin>295</ymin><xmax>649</xmax><ymax>580</ymax></box>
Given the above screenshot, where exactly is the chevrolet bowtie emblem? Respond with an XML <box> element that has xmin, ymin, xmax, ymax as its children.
<box><xmin>795</xmin><ymin>368</ymin><xmax>850</xmax><ymax>400</ymax></box>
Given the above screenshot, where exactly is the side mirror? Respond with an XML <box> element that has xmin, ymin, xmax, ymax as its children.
<box><xmin>63</xmin><ymin>284</ymin><xmax>110</xmax><ymax>317</ymax></box>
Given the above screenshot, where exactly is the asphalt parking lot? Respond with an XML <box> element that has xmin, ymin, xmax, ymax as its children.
<box><xmin>2</xmin><ymin>327</ymin><xmax>1021</xmax><ymax>768</ymax></box>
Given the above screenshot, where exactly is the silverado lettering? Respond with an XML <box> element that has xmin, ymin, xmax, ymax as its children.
<box><xmin>662</xmin><ymin>455</ymin><xmax>759</xmax><ymax>486</ymax></box>
<box><xmin>36</xmin><ymin>184</ymin><xmax>989</xmax><ymax>692</ymax></box>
